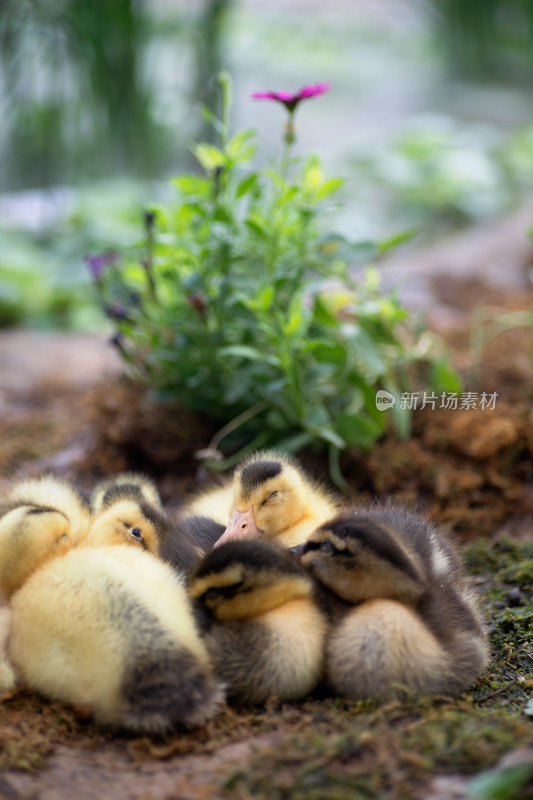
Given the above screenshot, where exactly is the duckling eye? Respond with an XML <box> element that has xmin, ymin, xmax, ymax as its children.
<box><xmin>203</xmin><ymin>587</ymin><xmax>221</xmax><ymax>605</ymax></box>
<box><xmin>262</xmin><ymin>491</ymin><xmax>279</xmax><ymax>505</ymax></box>
<box><xmin>319</xmin><ymin>540</ymin><xmax>336</xmax><ymax>555</ymax></box>
<box><xmin>130</xmin><ymin>527</ymin><xmax>143</xmax><ymax>541</ymax></box>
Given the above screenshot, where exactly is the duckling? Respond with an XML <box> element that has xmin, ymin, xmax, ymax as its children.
<box><xmin>0</xmin><ymin>482</ymin><xmax>75</xmax><ymax>691</ymax></box>
<box><xmin>3</xmin><ymin>475</ymin><xmax>91</xmax><ymax>546</ymax></box>
<box><xmin>188</xmin><ymin>539</ymin><xmax>327</xmax><ymax>705</ymax></box>
<box><xmin>159</xmin><ymin>515</ymin><xmax>225</xmax><ymax>573</ymax></box>
<box><xmin>298</xmin><ymin>504</ymin><xmax>489</xmax><ymax>700</ymax></box>
<box><xmin>85</xmin><ymin>499</ymin><xmax>170</xmax><ymax>554</ymax></box>
<box><xmin>187</xmin><ymin>450</ymin><xmax>340</xmax><ymax>550</ymax></box>
<box><xmin>8</xmin><ymin>546</ymin><xmax>224</xmax><ymax>732</ymax></box>
<box><xmin>86</xmin><ymin>472</ymin><xmax>168</xmax><ymax>554</ymax></box>
<box><xmin>0</xmin><ymin>501</ymin><xmax>71</xmax><ymax>603</ymax></box>
<box><xmin>161</xmin><ymin>480</ymin><xmax>231</xmax><ymax>571</ymax></box>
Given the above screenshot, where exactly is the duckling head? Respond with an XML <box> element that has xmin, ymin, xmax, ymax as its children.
<box><xmin>299</xmin><ymin>512</ymin><xmax>426</xmax><ymax>606</ymax></box>
<box><xmin>189</xmin><ymin>539</ymin><xmax>315</xmax><ymax>621</ymax></box>
<box><xmin>214</xmin><ymin>452</ymin><xmax>309</xmax><ymax>547</ymax></box>
<box><xmin>91</xmin><ymin>472</ymin><xmax>162</xmax><ymax>515</ymax></box>
<box><xmin>0</xmin><ymin>504</ymin><xmax>71</xmax><ymax>597</ymax></box>
<box><xmin>86</xmin><ymin>500</ymin><xmax>169</xmax><ymax>554</ymax></box>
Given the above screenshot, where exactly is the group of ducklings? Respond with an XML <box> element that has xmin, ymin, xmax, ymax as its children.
<box><xmin>0</xmin><ymin>450</ymin><xmax>489</xmax><ymax>734</ymax></box>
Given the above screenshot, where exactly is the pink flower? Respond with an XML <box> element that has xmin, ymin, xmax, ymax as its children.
<box><xmin>251</xmin><ymin>83</ymin><xmax>330</xmax><ymax>113</ymax></box>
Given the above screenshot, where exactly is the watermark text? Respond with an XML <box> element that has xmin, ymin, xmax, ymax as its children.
<box><xmin>376</xmin><ymin>391</ymin><xmax>498</xmax><ymax>412</ymax></box>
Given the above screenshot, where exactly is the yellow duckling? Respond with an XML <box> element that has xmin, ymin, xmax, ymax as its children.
<box><xmin>3</xmin><ymin>475</ymin><xmax>91</xmax><ymax>546</ymax></box>
<box><xmin>188</xmin><ymin>539</ymin><xmax>327</xmax><ymax>705</ymax></box>
<box><xmin>298</xmin><ymin>504</ymin><xmax>489</xmax><ymax>700</ymax></box>
<box><xmin>86</xmin><ymin>472</ymin><xmax>168</xmax><ymax>554</ymax></box>
<box><xmin>182</xmin><ymin>450</ymin><xmax>339</xmax><ymax>550</ymax></box>
<box><xmin>0</xmin><ymin>478</ymin><xmax>75</xmax><ymax>690</ymax></box>
<box><xmin>8</xmin><ymin>546</ymin><xmax>224</xmax><ymax>732</ymax></box>
<box><xmin>0</xmin><ymin>500</ymin><xmax>71</xmax><ymax>602</ymax></box>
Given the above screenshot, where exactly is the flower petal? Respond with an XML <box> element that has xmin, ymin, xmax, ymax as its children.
<box><xmin>251</xmin><ymin>83</ymin><xmax>330</xmax><ymax>112</ymax></box>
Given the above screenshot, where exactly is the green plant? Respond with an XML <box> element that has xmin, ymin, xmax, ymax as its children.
<box><xmin>89</xmin><ymin>74</ymin><xmax>459</xmax><ymax>482</ymax></box>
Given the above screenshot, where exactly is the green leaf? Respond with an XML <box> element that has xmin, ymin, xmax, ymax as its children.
<box><xmin>219</xmin><ymin>345</ymin><xmax>281</xmax><ymax>368</ymax></box>
<box><xmin>468</xmin><ymin>764</ymin><xmax>533</xmax><ymax>800</ymax></box>
<box><xmin>171</xmin><ymin>175</ymin><xmax>210</xmax><ymax>197</ymax></box>
<box><xmin>236</xmin><ymin>173</ymin><xmax>259</xmax><ymax>198</ymax></box>
<box><xmin>347</xmin><ymin>326</ymin><xmax>387</xmax><ymax>378</ymax></box>
<box><xmin>305</xmin><ymin>339</ymin><xmax>347</xmax><ymax>365</ymax></box>
<box><xmin>227</xmin><ymin>130</ymin><xmax>257</xmax><ymax>162</ymax></box>
<box><xmin>378</xmin><ymin>228</ymin><xmax>416</xmax><ymax>253</ymax></box>
<box><xmin>336</xmin><ymin>412</ymin><xmax>383</xmax><ymax>450</ymax></box>
<box><xmin>193</xmin><ymin>143</ymin><xmax>226</xmax><ymax>172</ymax></box>
<box><xmin>245</xmin><ymin>214</ymin><xmax>269</xmax><ymax>239</ymax></box>
<box><xmin>430</xmin><ymin>356</ymin><xmax>462</xmax><ymax>393</ymax></box>
<box><xmin>315</xmin><ymin>177</ymin><xmax>345</xmax><ymax>200</ymax></box>
<box><xmin>199</xmin><ymin>105</ymin><xmax>225</xmax><ymax>136</ymax></box>
<box><xmin>275</xmin><ymin>431</ymin><xmax>315</xmax><ymax>453</ymax></box>
<box><xmin>257</xmin><ymin>285</ymin><xmax>274</xmax><ymax>312</ymax></box>
<box><xmin>312</xmin><ymin>426</ymin><xmax>347</xmax><ymax>449</ymax></box>
<box><xmin>312</xmin><ymin>295</ymin><xmax>341</xmax><ymax>327</ymax></box>
<box><xmin>282</xmin><ymin>295</ymin><xmax>308</xmax><ymax>337</ymax></box>
<box><xmin>304</xmin><ymin>406</ymin><xmax>347</xmax><ymax>448</ymax></box>
<box><xmin>223</xmin><ymin>369</ymin><xmax>254</xmax><ymax>405</ymax></box>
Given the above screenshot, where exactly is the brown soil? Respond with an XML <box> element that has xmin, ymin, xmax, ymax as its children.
<box><xmin>0</xmin><ymin>259</ymin><xmax>532</xmax><ymax>798</ymax></box>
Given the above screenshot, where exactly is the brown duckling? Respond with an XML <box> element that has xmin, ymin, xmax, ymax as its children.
<box><xmin>159</xmin><ymin>515</ymin><xmax>225</xmax><ymax>574</ymax></box>
<box><xmin>188</xmin><ymin>539</ymin><xmax>327</xmax><ymax>705</ymax></box>
<box><xmin>298</xmin><ymin>504</ymin><xmax>489</xmax><ymax>700</ymax></box>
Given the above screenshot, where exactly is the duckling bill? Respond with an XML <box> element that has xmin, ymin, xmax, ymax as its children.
<box><xmin>213</xmin><ymin>450</ymin><xmax>339</xmax><ymax>548</ymax></box>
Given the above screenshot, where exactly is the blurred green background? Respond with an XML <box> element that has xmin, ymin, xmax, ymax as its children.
<box><xmin>2</xmin><ymin>0</ymin><xmax>533</xmax><ymax>332</ymax></box>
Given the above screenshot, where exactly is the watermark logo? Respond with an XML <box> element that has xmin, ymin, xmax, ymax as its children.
<box><xmin>375</xmin><ymin>390</ymin><xmax>498</xmax><ymax>412</ymax></box>
<box><xmin>375</xmin><ymin>390</ymin><xmax>396</xmax><ymax>411</ymax></box>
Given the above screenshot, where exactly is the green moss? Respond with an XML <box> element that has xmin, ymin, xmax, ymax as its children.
<box><xmin>462</xmin><ymin>537</ymin><xmax>533</xmax><ymax>709</ymax></box>
<box><xmin>221</xmin><ymin>700</ymin><xmax>532</xmax><ymax>800</ymax></box>
<box><xmin>220</xmin><ymin>535</ymin><xmax>533</xmax><ymax>799</ymax></box>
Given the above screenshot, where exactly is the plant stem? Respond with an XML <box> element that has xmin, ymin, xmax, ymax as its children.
<box><xmin>280</xmin><ymin>112</ymin><xmax>295</xmax><ymax>179</ymax></box>
<box><xmin>206</xmin><ymin>401</ymin><xmax>269</xmax><ymax>453</ymax></box>
<box><xmin>328</xmin><ymin>445</ymin><xmax>350</xmax><ymax>493</ymax></box>
<box><xmin>477</xmin><ymin>677</ymin><xmax>522</xmax><ymax>703</ymax></box>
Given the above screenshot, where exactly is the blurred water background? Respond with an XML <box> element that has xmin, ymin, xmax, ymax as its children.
<box><xmin>1</xmin><ymin>0</ymin><xmax>533</xmax><ymax>331</ymax></box>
